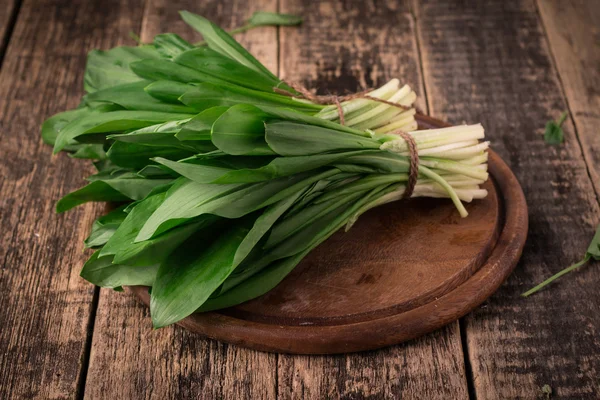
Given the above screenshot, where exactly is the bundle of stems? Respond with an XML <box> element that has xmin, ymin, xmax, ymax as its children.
<box><xmin>42</xmin><ymin>11</ymin><xmax>489</xmax><ymax>328</ymax></box>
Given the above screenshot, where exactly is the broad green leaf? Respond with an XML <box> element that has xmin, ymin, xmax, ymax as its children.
<box><xmin>83</xmin><ymin>80</ymin><xmax>195</xmax><ymax>113</ymax></box>
<box><xmin>69</xmin><ymin>144</ymin><xmax>106</xmax><ymax>160</ymax></box>
<box><xmin>174</xmin><ymin>47</ymin><xmax>279</xmax><ymax>92</ymax></box>
<box><xmin>85</xmin><ymin>205</ymin><xmax>128</xmax><ymax>247</ymax></box>
<box><xmin>150</xmin><ymin>218</ymin><xmax>253</xmax><ymax>327</ymax></box>
<box><xmin>209</xmin><ymin>104</ymin><xmax>274</xmax><ymax>155</ymax></box>
<box><xmin>80</xmin><ymin>252</ymin><xmax>158</xmax><ymax>289</ymax></box>
<box><xmin>198</xmin><ymin>249</ymin><xmax>309</xmax><ymax>312</ymax></box>
<box><xmin>41</xmin><ymin>108</ymin><xmax>92</xmax><ymax>146</ymax></box>
<box><xmin>130</xmin><ymin>59</ymin><xmax>228</xmax><ymax>86</ymax></box>
<box><xmin>136</xmin><ymin>170</ymin><xmax>332</xmax><ymax>241</ymax></box>
<box><xmin>265</xmin><ymin>121</ymin><xmax>380</xmax><ymax>156</ymax></box>
<box><xmin>175</xmin><ymin>106</ymin><xmax>229</xmax><ymax>141</ymax></box>
<box><xmin>56</xmin><ymin>181</ymin><xmax>129</xmax><ymax>213</ymax></box>
<box><xmin>180</xmin><ymin>11</ymin><xmax>278</xmax><ymax>80</ymax></box>
<box><xmin>135</xmin><ymin>178</ymin><xmax>246</xmax><ymax>241</ymax></box>
<box><xmin>99</xmin><ymin>191</ymin><xmax>217</xmax><ymax>266</ymax></box>
<box><xmin>153</xmin><ymin>33</ymin><xmax>195</xmax><ymax>58</ymax></box>
<box><xmin>84</xmin><ymin>45</ymin><xmax>161</xmax><ymax>93</ymax></box>
<box><xmin>144</xmin><ymin>80</ymin><xmax>196</xmax><ymax>103</ymax></box>
<box><xmin>54</xmin><ymin>110</ymin><xmax>193</xmax><ymax>153</ymax></box>
<box><xmin>106</xmin><ymin>141</ymin><xmax>200</xmax><ymax>169</ymax></box>
<box><xmin>247</xmin><ymin>11</ymin><xmax>303</xmax><ymax>27</ymax></box>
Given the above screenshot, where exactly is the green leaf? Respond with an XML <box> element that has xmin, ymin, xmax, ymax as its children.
<box><xmin>153</xmin><ymin>33</ymin><xmax>195</xmax><ymax>58</ymax></box>
<box><xmin>144</xmin><ymin>80</ymin><xmax>196</xmax><ymax>103</ymax></box>
<box><xmin>179</xmin><ymin>11</ymin><xmax>278</xmax><ymax>80</ymax></box>
<box><xmin>179</xmin><ymin>82</ymin><xmax>322</xmax><ymax>113</ymax></box>
<box><xmin>85</xmin><ymin>205</ymin><xmax>128</xmax><ymax>247</ymax></box>
<box><xmin>99</xmin><ymin>191</ymin><xmax>218</xmax><ymax>266</ymax></box>
<box><xmin>265</xmin><ymin>121</ymin><xmax>380</xmax><ymax>156</ymax></box>
<box><xmin>106</xmin><ymin>141</ymin><xmax>201</xmax><ymax>169</ymax></box>
<box><xmin>69</xmin><ymin>144</ymin><xmax>107</xmax><ymax>160</ymax></box>
<box><xmin>84</xmin><ymin>45</ymin><xmax>161</xmax><ymax>93</ymax></box>
<box><xmin>80</xmin><ymin>251</ymin><xmax>158</xmax><ymax>289</ymax></box>
<box><xmin>522</xmin><ymin>223</ymin><xmax>600</xmax><ymax>296</ymax></box>
<box><xmin>53</xmin><ymin>110</ymin><xmax>193</xmax><ymax>153</ymax></box>
<box><xmin>136</xmin><ymin>170</ymin><xmax>334</xmax><ymax>241</ymax></box>
<box><xmin>83</xmin><ymin>80</ymin><xmax>195</xmax><ymax>113</ymax></box>
<box><xmin>175</xmin><ymin>106</ymin><xmax>229</xmax><ymax>141</ymax></box>
<box><xmin>210</xmin><ymin>103</ymin><xmax>274</xmax><ymax>155</ymax></box>
<box><xmin>130</xmin><ymin>58</ymin><xmax>230</xmax><ymax>86</ymax></box>
<box><xmin>56</xmin><ymin>181</ymin><xmax>130</xmax><ymax>213</ymax></box>
<box><xmin>247</xmin><ymin>11</ymin><xmax>303</xmax><ymax>27</ymax></box>
<box><xmin>586</xmin><ymin>223</ymin><xmax>600</xmax><ymax>259</ymax></box>
<box><xmin>155</xmin><ymin>150</ymin><xmax>370</xmax><ymax>184</ymax></box>
<box><xmin>150</xmin><ymin>218</ymin><xmax>253</xmax><ymax>327</ymax></box>
<box><xmin>174</xmin><ymin>47</ymin><xmax>280</xmax><ymax>92</ymax></box>
<box><xmin>543</xmin><ymin>110</ymin><xmax>568</xmax><ymax>145</ymax></box>
<box><xmin>42</xmin><ymin>108</ymin><xmax>92</xmax><ymax>146</ymax></box>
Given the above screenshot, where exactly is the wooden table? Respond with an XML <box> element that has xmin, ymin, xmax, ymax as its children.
<box><xmin>0</xmin><ymin>0</ymin><xmax>598</xmax><ymax>398</ymax></box>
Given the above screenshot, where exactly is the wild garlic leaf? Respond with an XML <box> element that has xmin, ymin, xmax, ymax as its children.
<box><xmin>150</xmin><ymin>218</ymin><xmax>253</xmax><ymax>328</ymax></box>
<box><xmin>522</xmin><ymin>223</ymin><xmax>600</xmax><ymax>296</ymax></box>
<box><xmin>174</xmin><ymin>47</ymin><xmax>280</xmax><ymax>93</ymax></box>
<box><xmin>84</xmin><ymin>45</ymin><xmax>161</xmax><ymax>93</ymax></box>
<box><xmin>153</xmin><ymin>33</ymin><xmax>195</xmax><ymax>58</ymax></box>
<box><xmin>53</xmin><ymin>110</ymin><xmax>194</xmax><ymax>153</ymax></box>
<box><xmin>586</xmin><ymin>223</ymin><xmax>600</xmax><ymax>259</ymax></box>
<box><xmin>83</xmin><ymin>80</ymin><xmax>195</xmax><ymax>113</ymax></box>
<box><xmin>543</xmin><ymin>110</ymin><xmax>568</xmax><ymax>145</ymax></box>
<box><xmin>80</xmin><ymin>251</ymin><xmax>158</xmax><ymax>289</ymax></box>
<box><xmin>179</xmin><ymin>11</ymin><xmax>278</xmax><ymax>80</ymax></box>
<box><xmin>85</xmin><ymin>205</ymin><xmax>128</xmax><ymax>248</ymax></box>
<box><xmin>247</xmin><ymin>11</ymin><xmax>303</xmax><ymax>27</ymax></box>
<box><xmin>56</xmin><ymin>181</ymin><xmax>129</xmax><ymax>213</ymax></box>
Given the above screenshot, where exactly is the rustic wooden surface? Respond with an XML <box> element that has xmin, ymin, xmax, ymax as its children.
<box><xmin>0</xmin><ymin>0</ymin><xmax>598</xmax><ymax>399</ymax></box>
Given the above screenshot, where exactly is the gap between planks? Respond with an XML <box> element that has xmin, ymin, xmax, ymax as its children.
<box><xmin>0</xmin><ymin>0</ymin><xmax>23</xmax><ymax>69</ymax></box>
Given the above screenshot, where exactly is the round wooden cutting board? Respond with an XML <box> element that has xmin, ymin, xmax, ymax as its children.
<box><xmin>128</xmin><ymin>114</ymin><xmax>528</xmax><ymax>354</ymax></box>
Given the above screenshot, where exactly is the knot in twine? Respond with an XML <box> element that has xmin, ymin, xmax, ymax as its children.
<box><xmin>273</xmin><ymin>81</ymin><xmax>419</xmax><ymax>199</ymax></box>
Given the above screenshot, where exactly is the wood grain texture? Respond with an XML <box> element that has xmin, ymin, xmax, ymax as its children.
<box><xmin>0</xmin><ymin>0</ymin><xmax>146</xmax><ymax>398</ymax></box>
<box><xmin>537</xmin><ymin>0</ymin><xmax>600</xmax><ymax>198</ymax></box>
<box><xmin>83</xmin><ymin>1</ymin><xmax>280</xmax><ymax>399</ymax></box>
<box><xmin>275</xmin><ymin>0</ymin><xmax>468</xmax><ymax>397</ymax></box>
<box><xmin>414</xmin><ymin>0</ymin><xmax>600</xmax><ymax>398</ymax></box>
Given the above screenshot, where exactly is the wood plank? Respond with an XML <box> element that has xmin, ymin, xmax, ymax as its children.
<box><xmin>0</xmin><ymin>0</ymin><xmax>146</xmax><ymax>398</ymax></box>
<box><xmin>277</xmin><ymin>0</ymin><xmax>469</xmax><ymax>397</ymax></box>
<box><xmin>537</xmin><ymin>0</ymin><xmax>600</xmax><ymax>197</ymax></box>
<box><xmin>83</xmin><ymin>1</ymin><xmax>280</xmax><ymax>399</ymax></box>
<box><xmin>414</xmin><ymin>0</ymin><xmax>600</xmax><ymax>398</ymax></box>
<box><xmin>0</xmin><ymin>0</ymin><xmax>18</xmax><ymax>63</ymax></box>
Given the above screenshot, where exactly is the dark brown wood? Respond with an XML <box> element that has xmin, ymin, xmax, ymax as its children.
<box><xmin>128</xmin><ymin>115</ymin><xmax>527</xmax><ymax>354</ymax></box>
<box><xmin>0</xmin><ymin>0</ymin><xmax>146</xmax><ymax>399</ymax></box>
<box><xmin>83</xmin><ymin>1</ymin><xmax>281</xmax><ymax>399</ymax></box>
<box><xmin>537</xmin><ymin>0</ymin><xmax>600</xmax><ymax>198</ymax></box>
<box><xmin>414</xmin><ymin>0</ymin><xmax>600</xmax><ymax>398</ymax></box>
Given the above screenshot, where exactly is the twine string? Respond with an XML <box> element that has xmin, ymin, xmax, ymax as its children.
<box><xmin>273</xmin><ymin>81</ymin><xmax>412</xmax><ymax>126</ymax></box>
<box><xmin>394</xmin><ymin>130</ymin><xmax>419</xmax><ymax>199</ymax></box>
